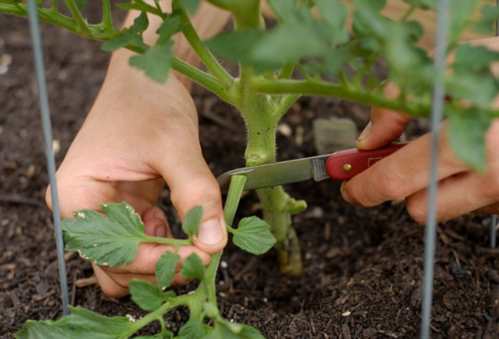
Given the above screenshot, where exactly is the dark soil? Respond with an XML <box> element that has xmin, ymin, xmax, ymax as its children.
<box><xmin>2</xmin><ymin>6</ymin><xmax>499</xmax><ymax>339</ymax></box>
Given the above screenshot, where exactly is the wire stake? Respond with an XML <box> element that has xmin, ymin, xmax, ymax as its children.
<box><xmin>26</xmin><ymin>0</ymin><xmax>70</xmax><ymax>315</ymax></box>
<box><xmin>420</xmin><ymin>0</ymin><xmax>449</xmax><ymax>338</ymax></box>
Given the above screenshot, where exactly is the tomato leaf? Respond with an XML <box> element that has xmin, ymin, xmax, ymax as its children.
<box><xmin>231</xmin><ymin>217</ymin><xmax>276</xmax><ymax>255</ymax></box>
<box><xmin>129</xmin><ymin>280</ymin><xmax>175</xmax><ymax>311</ymax></box>
<box><xmin>182</xmin><ymin>206</ymin><xmax>203</xmax><ymax>237</ymax></box>
<box><xmin>129</xmin><ymin>41</ymin><xmax>172</xmax><ymax>83</ymax></box>
<box><xmin>177</xmin><ymin>318</ymin><xmax>207</xmax><ymax>339</ymax></box>
<box><xmin>448</xmin><ymin>109</ymin><xmax>490</xmax><ymax>171</ymax></box>
<box><xmin>182</xmin><ymin>0</ymin><xmax>200</xmax><ymax>15</ymax></box>
<box><xmin>180</xmin><ymin>253</ymin><xmax>205</xmax><ymax>280</ymax></box>
<box><xmin>102</xmin><ymin>12</ymin><xmax>148</xmax><ymax>52</ymax></box>
<box><xmin>62</xmin><ymin>202</ymin><xmax>148</xmax><ymax>267</ymax></box>
<box><xmin>16</xmin><ymin>307</ymin><xmax>133</xmax><ymax>339</ymax></box>
<box><xmin>156</xmin><ymin>252</ymin><xmax>180</xmax><ymax>289</ymax></box>
<box><xmin>202</xmin><ymin>321</ymin><xmax>265</xmax><ymax>339</ymax></box>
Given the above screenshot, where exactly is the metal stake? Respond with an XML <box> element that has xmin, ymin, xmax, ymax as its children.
<box><xmin>491</xmin><ymin>0</ymin><xmax>499</xmax><ymax>249</ymax></box>
<box><xmin>420</xmin><ymin>0</ymin><xmax>449</xmax><ymax>338</ymax></box>
<box><xmin>26</xmin><ymin>0</ymin><xmax>69</xmax><ymax>315</ymax></box>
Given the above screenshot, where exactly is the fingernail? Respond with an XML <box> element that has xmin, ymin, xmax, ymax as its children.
<box><xmin>154</xmin><ymin>225</ymin><xmax>167</xmax><ymax>237</ymax></box>
<box><xmin>340</xmin><ymin>183</ymin><xmax>353</xmax><ymax>204</ymax></box>
<box><xmin>198</xmin><ymin>218</ymin><xmax>224</xmax><ymax>246</ymax></box>
<box><xmin>357</xmin><ymin>122</ymin><xmax>372</xmax><ymax>147</ymax></box>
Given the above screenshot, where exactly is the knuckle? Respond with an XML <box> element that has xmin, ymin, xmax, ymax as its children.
<box><xmin>406</xmin><ymin>199</ymin><xmax>426</xmax><ymax>224</ymax></box>
<box><xmin>377</xmin><ymin>167</ymin><xmax>405</xmax><ymax>201</ymax></box>
<box><xmin>171</xmin><ymin>177</ymin><xmax>222</xmax><ymax>217</ymax></box>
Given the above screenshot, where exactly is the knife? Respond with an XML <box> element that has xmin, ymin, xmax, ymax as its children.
<box><xmin>217</xmin><ymin>143</ymin><xmax>406</xmax><ymax>190</ymax></box>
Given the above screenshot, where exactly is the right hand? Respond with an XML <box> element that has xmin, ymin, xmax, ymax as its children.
<box><xmin>46</xmin><ymin>49</ymin><xmax>227</xmax><ymax>298</ymax></box>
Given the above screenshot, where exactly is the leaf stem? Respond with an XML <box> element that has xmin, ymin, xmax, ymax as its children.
<box><xmin>64</xmin><ymin>0</ymin><xmax>91</xmax><ymax>34</ymax></box>
<box><xmin>252</xmin><ymin>78</ymin><xmax>428</xmax><ymax>117</ymax></box>
<box><xmin>174</xmin><ymin>0</ymin><xmax>233</xmax><ymax>87</ymax></box>
<box><xmin>101</xmin><ymin>0</ymin><xmax>113</xmax><ymax>32</ymax></box>
<box><xmin>143</xmin><ymin>236</ymin><xmax>191</xmax><ymax>247</ymax></box>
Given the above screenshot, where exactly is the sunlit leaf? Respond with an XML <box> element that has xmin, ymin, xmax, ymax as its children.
<box><xmin>231</xmin><ymin>217</ymin><xmax>276</xmax><ymax>255</ymax></box>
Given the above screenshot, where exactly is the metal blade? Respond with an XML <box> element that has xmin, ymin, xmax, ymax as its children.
<box><xmin>217</xmin><ymin>154</ymin><xmax>333</xmax><ymax>190</ymax></box>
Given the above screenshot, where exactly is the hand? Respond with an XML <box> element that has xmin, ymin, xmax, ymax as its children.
<box><xmin>341</xmin><ymin>101</ymin><xmax>499</xmax><ymax>224</ymax></box>
<box><xmin>46</xmin><ymin>49</ymin><xmax>227</xmax><ymax>298</ymax></box>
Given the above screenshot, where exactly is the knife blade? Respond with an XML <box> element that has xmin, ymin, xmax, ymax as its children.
<box><xmin>217</xmin><ymin>143</ymin><xmax>406</xmax><ymax>191</ymax></box>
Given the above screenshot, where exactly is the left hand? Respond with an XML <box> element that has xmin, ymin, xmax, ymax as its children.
<box><xmin>340</xmin><ymin>105</ymin><xmax>499</xmax><ymax>223</ymax></box>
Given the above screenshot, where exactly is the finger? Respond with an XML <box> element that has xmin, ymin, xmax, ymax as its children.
<box><xmin>154</xmin><ymin>141</ymin><xmax>227</xmax><ymax>254</ymax></box>
<box><xmin>357</xmin><ymin>83</ymin><xmax>410</xmax><ymax>150</ymax></box>
<box><xmin>105</xmin><ymin>243</ymin><xmax>210</xmax><ymax>274</ymax></box>
<box><xmin>142</xmin><ymin>206</ymin><xmax>172</xmax><ymax>237</ymax></box>
<box><xmin>93</xmin><ymin>264</ymin><xmax>128</xmax><ymax>298</ymax></box>
<box><xmin>405</xmin><ymin>171</ymin><xmax>498</xmax><ymax>223</ymax></box>
<box><xmin>342</xmin><ymin>126</ymin><xmax>468</xmax><ymax>207</ymax></box>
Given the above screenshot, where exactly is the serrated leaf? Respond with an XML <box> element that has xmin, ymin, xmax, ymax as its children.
<box><xmin>268</xmin><ymin>0</ymin><xmax>298</xmax><ymax>21</ymax></box>
<box><xmin>252</xmin><ymin>23</ymin><xmax>325</xmax><ymax>68</ymax></box>
<box><xmin>315</xmin><ymin>0</ymin><xmax>347</xmax><ymax>31</ymax></box>
<box><xmin>177</xmin><ymin>318</ymin><xmax>207</xmax><ymax>339</ymax></box>
<box><xmin>474</xmin><ymin>4</ymin><xmax>499</xmax><ymax>34</ymax></box>
<box><xmin>182</xmin><ymin>206</ymin><xmax>203</xmax><ymax>237</ymax></box>
<box><xmin>232</xmin><ymin>217</ymin><xmax>276</xmax><ymax>255</ymax></box>
<box><xmin>102</xmin><ymin>12</ymin><xmax>149</xmax><ymax>52</ymax></box>
<box><xmin>180</xmin><ymin>253</ymin><xmax>205</xmax><ymax>280</ymax></box>
<box><xmin>206</xmin><ymin>30</ymin><xmax>263</xmax><ymax>64</ymax></box>
<box><xmin>157</xmin><ymin>15</ymin><xmax>183</xmax><ymax>44</ymax></box>
<box><xmin>62</xmin><ymin>202</ymin><xmax>147</xmax><ymax>267</ymax></box>
<box><xmin>16</xmin><ymin>307</ymin><xmax>133</xmax><ymax>339</ymax></box>
<box><xmin>156</xmin><ymin>252</ymin><xmax>180</xmax><ymax>289</ymax></box>
<box><xmin>202</xmin><ymin>321</ymin><xmax>265</xmax><ymax>339</ymax></box>
<box><xmin>449</xmin><ymin>0</ymin><xmax>480</xmax><ymax>43</ymax></box>
<box><xmin>448</xmin><ymin>109</ymin><xmax>490</xmax><ymax>171</ymax></box>
<box><xmin>129</xmin><ymin>42</ymin><xmax>172</xmax><ymax>83</ymax></box>
<box><xmin>454</xmin><ymin>44</ymin><xmax>499</xmax><ymax>75</ymax></box>
<box><xmin>129</xmin><ymin>280</ymin><xmax>174</xmax><ymax>311</ymax></box>
<box><xmin>182</xmin><ymin>0</ymin><xmax>200</xmax><ymax>15</ymax></box>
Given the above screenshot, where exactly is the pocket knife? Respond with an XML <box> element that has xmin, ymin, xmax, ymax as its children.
<box><xmin>217</xmin><ymin>143</ymin><xmax>406</xmax><ymax>190</ymax></box>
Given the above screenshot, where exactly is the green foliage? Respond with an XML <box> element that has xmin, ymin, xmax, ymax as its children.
<box><xmin>62</xmin><ymin>202</ymin><xmax>147</xmax><ymax>266</ymax></box>
<box><xmin>448</xmin><ymin>109</ymin><xmax>491</xmax><ymax>171</ymax></box>
<box><xmin>181</xmin><ymin>253</ymin><xmax>205</xmax><ymax>280</ymax></box>
<box><xmin>102</xmin><ymin>12</ymin><xmax>148</xmax><ymax>51</ymax></box>
<box><xmin>474</xmin><ymin>4</ymin><xmax>499</xmax><ymax>34</ymax></box>
<box><xmin>129</xmin><ymin>41</ymin><xmax>172</xmax><ymax>83</ymax></box>
<box><xmin>231</xmin><ymin>217</ymin><xmax>276</xmax><ymax>255</ymax></box>
<box><xmin>129</xmin><ymin>280</ymin><xmax>175</xmax><ymax>311</ymax></box>
<box><xmin>156</xmin><ymin>252</ymin><xmax>180</xmax><ymax>289</ymax></box>
<box><xmin>182</xmin><ymin>205</ymin><xmax>203</xmax><ymax>237</ymax></box>
<box><xmin>17</xmin><ymin>307</ymin><xmax>133</xmax><ymax>339</ymax></box>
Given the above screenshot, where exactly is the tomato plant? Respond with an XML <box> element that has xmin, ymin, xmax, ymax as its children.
<box><xmin>1</xmin><ymin>0</ymin><xmax>498</xmax><ymax>338</ymax></box>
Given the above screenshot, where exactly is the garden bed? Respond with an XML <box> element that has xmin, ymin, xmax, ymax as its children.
<box><xmin>1</xmin><ymin>11</ymin><xmax>499</xmax><ymax>339</ymax></box>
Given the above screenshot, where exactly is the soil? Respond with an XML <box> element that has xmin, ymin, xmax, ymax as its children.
<box><xmin>2</xmin><ymin>5</ymin><xmax>499</xmax><ymax>339</ymax></box>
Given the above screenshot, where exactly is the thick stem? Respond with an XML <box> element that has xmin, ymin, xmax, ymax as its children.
<box><xmin>240</xmin><ymin>96</ymin><xmax>305</xmax><ymax>276</ymax></box>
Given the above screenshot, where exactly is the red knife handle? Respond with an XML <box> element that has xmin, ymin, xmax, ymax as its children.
<box><xmin>325</xmin><ymin>143</ymin><xmax>407</xmax><ymax>181</ymax></box>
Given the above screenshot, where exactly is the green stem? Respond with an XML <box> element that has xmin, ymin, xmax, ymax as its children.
<box><xmin>143</xmin><ymin>236</ymin><xmax>191</xmax><ymax>247</ymax></box>
<box><xmin>174</xmin><ymin>0</ymin><xmax>233</xmax><ymax>87</ymax></box>
<box><xmin>171</xmin><ymin>58</ymin><xmax>234</xmax><ymax>104</ymax></box>
<box><xmin>64</xmin><ymin>0</ymin><xmax>91</xmax><ymax>34</ymax></box>
<box><xmin>101</xmin><ymin>0</ymin><xmax>113</xmax><ymax>32</ymax></box>
<box><xmin>252</xmin><ymin>78</ymin><xmax>428</xmax><ymax>117</ymax></box>
<box><xmin>124</xmin><ymin>294</ymin><xmax>192</xmax><ymax>337</ymax></box>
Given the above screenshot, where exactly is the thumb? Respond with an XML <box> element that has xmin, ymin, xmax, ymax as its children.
<box><xmin>156</xmin><ymin>146</ymin><xmax>227</xmax><ymax>254</ymax></box>
<box><xmin>357</xmin><ymin>83</ymin><xmax>410</xmax><ymax>150</ymax></box>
